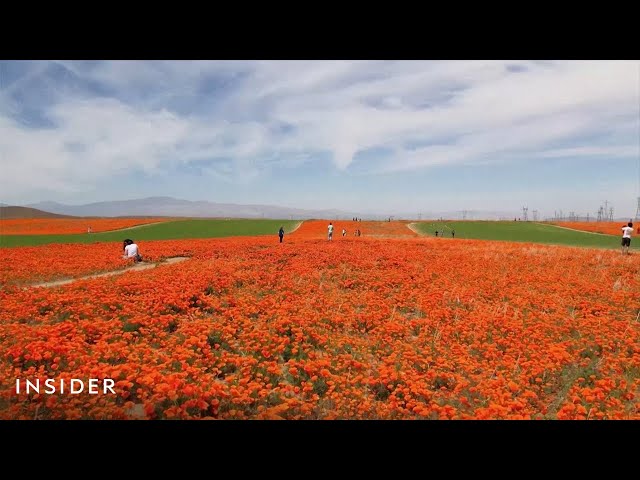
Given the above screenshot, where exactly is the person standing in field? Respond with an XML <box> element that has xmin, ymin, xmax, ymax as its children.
<box><xmin>328</xmin><ymin>222</ymin><xmax>334</xmax><ymax>241</ymax></box>
<box><xmin>452</xmin><ymin>229</ymin><xmax>455</xmax><ymax>238</ymax></box>
<box><xmin>279</xmin><ymin>226</ymin><xmax>285</xmax><ymax>243</ymax></box>
<box><xmin>435</xmin><ymin>230</ymin><xmax>439</xmax><ymax>237</ymax></box>
<box><xmin>342</xmin><ymin>228</ymin><xmax>347</xmax><ymax>237</ymax></box>
<box><xmin>621</xmin><ymin>222</ymin><xmax>633</xmax><ymax>255</ymax></box>
<box><xmin>87</xmin><ymin>226</ymin><xmax>92</xmax><ymax>234</ymax></box>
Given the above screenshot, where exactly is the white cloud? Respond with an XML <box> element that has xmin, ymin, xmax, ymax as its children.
<box><xmin>536</xmin><ymin>145</ymin><xmax>639</xmax><ymax>159</ymax></box>
<box><xmin>0</xmin><ymin>60</ymin><xmax>638</xmax><ymax>203</ymax></box>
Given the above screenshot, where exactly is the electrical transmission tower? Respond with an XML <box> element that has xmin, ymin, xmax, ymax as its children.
<box><xmin>522</xmin><ymin>206</ymin><xmax>528</xmax><ymax>221</ymax></box>
<box><xmin>597</xmin><ymin>206</ymin><xmax>603</xmax><ymax>222</ymax></box>
<box><xmin>608</xmin><ymin>207</ymin><xmax>614</xmax><ymax>222</ymax></box>
<box><xmin>462</xmin><ymin>210</ymin><xmax>468</xmax><ymax>220</ymax></box>
<box><xmin>532</xmin><ymin>210</ymin><xmax>539</xmax><ymax>222</ymax></box>
<box><xmin>636</xmin><ymin>197</ymin><xmax>640</xmax><ymax>220</ymax></box>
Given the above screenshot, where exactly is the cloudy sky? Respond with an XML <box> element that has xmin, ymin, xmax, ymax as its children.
<box><xmin>1</xmin><ymin>60</ymin><xmax>638</xmax><ymax>217</ymax></box>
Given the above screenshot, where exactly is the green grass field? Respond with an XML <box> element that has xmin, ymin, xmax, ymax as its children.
<box><xmin>0</xmin><ymin>219</ymin><xmax>301</xmax><ymax>248</ymax></box>
<box><xmin>413</xmin><ymin>221</ymin><xmax>638</xmax><ymax>250</ymax></box>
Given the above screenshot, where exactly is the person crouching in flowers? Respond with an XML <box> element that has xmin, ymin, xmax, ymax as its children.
<box><xmin>123</xmin><ymin>239</ymin><xmax>143</xmax><ymax>263</ymax></box>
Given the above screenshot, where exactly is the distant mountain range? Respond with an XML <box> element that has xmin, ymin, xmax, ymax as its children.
<box><xmin>0</xmin><ymin>197</ymin><xmax>539</xmax><ymax>220</ymax></box>
<box><xmin>22</xmin><ymin>197</ymin><xmax>358</xmax><ymax>220</ymax></box>
<box><xmin>0</xmin><ymin>206</ymin><xmax>75</xmax><ymax>219</ymax></box>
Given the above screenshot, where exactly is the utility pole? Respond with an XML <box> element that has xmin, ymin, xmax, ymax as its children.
<box><xmin>522</xmin><ymin>206</ymin><xmax>528</xmax><ymax>222</ymax></box>
<box><xmin>636</xmin><ymin>197</ymin><xmax>640</xmax><ymax>221</ymax></box>
<box><xmin>609</xmin><ymin>207</ymin><xmax>614</xmax><ymax>222</ymax></box>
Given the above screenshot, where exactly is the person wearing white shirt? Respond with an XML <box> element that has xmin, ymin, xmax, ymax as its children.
<box><xmin>123</xmin><ymin>239</ymin><xmax>142</xmax><ymax>262</ymax></box>
<box><xmin>328</xmin><ymin>223</ymin><xmax>334</xmax><ymax>241</ymax></box>
<box><xmin>621</xmin><ymin>222</ymin><xmax>633</xmax><ymax>255</ymax></box>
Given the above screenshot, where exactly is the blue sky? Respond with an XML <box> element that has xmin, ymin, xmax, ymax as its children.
<box><xmin>0</xmin><ymin>60</ymin><xmax>638</xmax><ymax>218</ymax></box>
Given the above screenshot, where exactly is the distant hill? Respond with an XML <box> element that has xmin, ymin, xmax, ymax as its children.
<box><xmin>0</xmin><ymin>206</ymin><xmax>76</xmax><ymax>219</ymax></box>
<box><xmin>12</xmin><ymin>197</ymin><xmax>532</xmax><ymax>220</ymax></box>
<box><xmin>24</xmin><ymin>197</ymin><xmax>358</xmax><ymax>220</ymax></box>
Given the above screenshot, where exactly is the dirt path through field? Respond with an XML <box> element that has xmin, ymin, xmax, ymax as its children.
<box><xmin>96</xmin><ymin>220</ymin><xmax>173</xmax><ymax>233</ymax></box>
<box><xmin>537</xmin><ymin>223</ymin><xmax>616</xmax><ymax>237</ymax></box>
<box><xmin>288</xmin><ymin>221</ymin><xmax>303</xmax><ymax>234</ymax></box>
<box><xmin>28</xmin><ymin>256</ymin><xmax>191</xmax><ymax>288</ymax></box>
<box><xmin>407</xmin><ymin>223</ymin><xmax>421</xmax><ymax>235</ymax></box>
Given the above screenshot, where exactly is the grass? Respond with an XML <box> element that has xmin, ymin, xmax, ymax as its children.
<box><xmin>412</xmin><ymin>221</ymin><xmax>639</xmax><ymax>250</ymax></box>
<box><xmin>0</xmin><ymin>219</ymin><xmax>301</xmax><ymax>248</ymax></box>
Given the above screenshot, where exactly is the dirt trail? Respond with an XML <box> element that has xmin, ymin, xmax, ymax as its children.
<box><xmin>109</xmin><ymin>219</ymin><xmax>303</xmax><ymax>235</ymax></box>
<box><xmin>98</xmin><ymin>220</ymin><xmax>173</xmax><ymax>233</ymax></box>
<box><xmin>288</xmin><ymin>221</ymin><xmax>303</xmax><ymax>234</ymax></box>
<box><xmin>410</xmin><ymin>221</ymin><xmax>619</xmax><ymax>239</ymax></box>
<box><xmin>28</xmin><ymin>256</ymin><xmax>191</xmax><ymax>289</ymax></box>
<box><xmin>407</xmin><ymin>223</ymin><xmax>421</xmax><ymax>235</ymax></box>
<box><xmin>537</xmin><ymin>223</ymin><xmax>616</xmax><ymax>237</ymax></box>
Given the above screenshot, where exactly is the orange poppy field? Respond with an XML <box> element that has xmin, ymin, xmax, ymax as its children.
<box><xmin>551</xmin><ymin>222</ymin><xmax>636</xmax><ymax>237</ymax></box>
<box><xmin>0</xmin><ymin>218</ymin><xmax>170</xmax><ymax>235</ymax></box>
<box><xmin>0</xmin><ymin>221</ymin><xmax>638</xmax><ymax>419</ymax></box>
